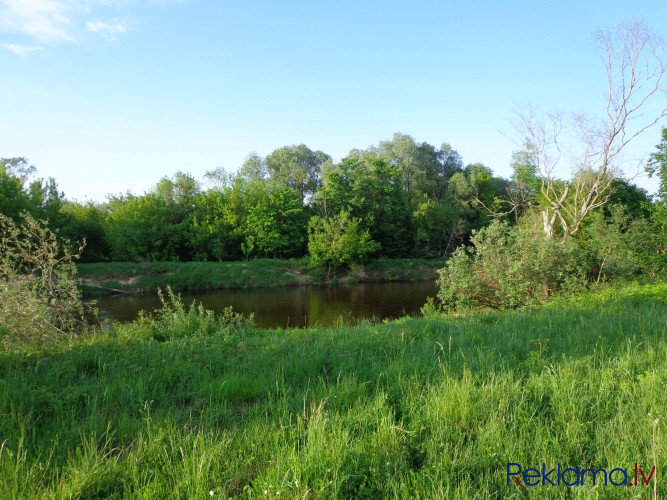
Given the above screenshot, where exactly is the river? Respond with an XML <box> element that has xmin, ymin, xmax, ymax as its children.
<box><xmin>94</xmin><ymin>280</ymin><xmax>439</xmax><ymax>329</ymax></box>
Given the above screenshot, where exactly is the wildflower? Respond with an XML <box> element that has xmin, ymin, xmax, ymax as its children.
<box><xmin>209</xmin><ymin>491</ymin><xmax>214</xmax><ymax>497</ymax></box>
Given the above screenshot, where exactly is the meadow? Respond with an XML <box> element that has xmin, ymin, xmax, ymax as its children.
<box><xmin>0</xmin><ymin>282</ymin><xmax>665</xmax><ymax>499</ymax></box>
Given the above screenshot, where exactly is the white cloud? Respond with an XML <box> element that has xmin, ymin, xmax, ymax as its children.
<box><xmin>4</xmin><ymin>43</ymin><xmax>43</xmax><ymax>55</ymax></box>
<box><xmin>0</xmin><ymin>0</ymin><xmax>181</xmax><ymax>46</ymax></box>
<box><xmin>0</xmin><ymin>0</ymin><xmax>74</xmax><ymax>43</ymax></box>
<box><xmin>86</xmin><ymin>20</ymin><xmax>126</xmax><ymax>35</ymax></box>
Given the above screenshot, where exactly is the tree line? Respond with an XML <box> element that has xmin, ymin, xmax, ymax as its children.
<box><xmin>0</xmin><ymin>133</ymin><xmax>511</xmax><ymax>265</ymax></box>
<box><xmin>2</xmin><ymin>128</ymin><xmax>666</xmax><ymax>275</ymax></box>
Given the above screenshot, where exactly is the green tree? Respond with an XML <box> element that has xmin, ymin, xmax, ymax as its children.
<box><xmin>352</xmin><ymin>133</ymin><xmax>463</xmax><ymax>201</ymax></box>
<box><xmin>187</xmin><ymin>190</ymin><xmax>242</xmax><ymax>261</ymax></box>
<box><xmin>0</xmin><ymin>157</ymin><xmax>34</xmax><ymax>220</ymax></box>
<box><xmin>314</xmin><ymin>156</ymin><xmax>411</xmax><ymax>257</ymax></box>
<box><xmin>581</xmin><ymin>206</ymin><xmax>665</xmax><ymax>281</ymax></box>
<box><xmin>239</xmin><ymin>153</ymin><xmax>267</xmax><ymax>181</ymax></box>
<box><xmin>242</xmin><ymin>181</ymin><xmax>308</xmax><ymax>259</ymax></box>
<box><xmin>307</xmin><ymin>210</ymin><xmax>379</xmax><ymax>272</ymax></box>
<box><xmin>0</xmin><ymin>158</ymin><xmax>66</xmax><ymax>227</ymax></box>
<box><xmin>647</xmin><ymin>127</ymin><xmax>667</xmax><ymax>231</ymax></box>
<box><xmin>265</xmin><ymin>144</ymin><xmax>330</xmax><ymax>203</ymax></box>
<box><xmin>412</xmin><ymin>196</ymin><xmax>465</xmax><ymax>257</ymax></box>
<box><xmin>58</xmin><ymin>201</ymin><xmax>110</xmax><ymax>262</ymax></box>
<box><xmin>105</xmin><ymin>172</ymin><xmax>201</xmax><ymax>261</ymax></box>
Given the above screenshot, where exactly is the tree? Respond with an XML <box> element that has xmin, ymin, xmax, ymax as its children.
<box><xmin>307</xmin><ymin>210</ymin><xmax>379</xmax><ymax>273</ymax></box>
<box><xmin>265</xmin><ymin>144</ymin><xmax>330</xmax><ymax>203</ymax></box>
<box><xmin>0</xmin><ymin>157</ymin><xmax>66</xmax><ymax>226</ymax></box>
<box><xmin>313</xmin><ymin>156</ymin><xmax>412</xmax><ymax>257</ymax></box>
<box><xmin>352</xmin><ymin>133</ymin><xmax>463</xmax><ymax>201</ymax></box>
<box><xmin>412</xmin><ymin>196</ymin><xmax>465</xmax><ymax>257</ymax></box>
<box><xmin>515</xmin><ymin>22</ymin><xmax>667</xmax><ymax>239</ymax></box>
<box><xmin>647</xmin><ymin>127</ymin><xmax>667</xmax><ymax>210</ymax></box>
<box><xmin>239</xmin><ymin>153</ymin><xmax>267</xmax><ymax>181</ymax></box>
<box><xmin>0</xmin><ymin>158</ymin><xmax>34</xmax><ymax>220</ymax></box>
<box><xmin>242</xmin><ymin>182</ymin><xmax>308</xmax><ymax>259</ymax></box>
<box><xmin>58</xmin><ymin>201</ymin><xmax>110</xmax><ymax>262</ymax></box>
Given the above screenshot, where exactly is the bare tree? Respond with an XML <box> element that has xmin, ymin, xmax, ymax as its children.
<box><xmin>515</xmin><ymin>21</ymin><xmax>667</xmax><ymax>239</ymax></box>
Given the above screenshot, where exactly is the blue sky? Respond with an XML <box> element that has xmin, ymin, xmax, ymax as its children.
<box><xmin>1</xmin><ymin>0</ymin><xmax>666</xmax><ymax>202</ymax></box>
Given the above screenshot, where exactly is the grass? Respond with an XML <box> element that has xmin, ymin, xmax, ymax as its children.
<box><xmin>0</xmin><ymin>281</ymin><xmax>665</xmax><ymax>498</ymax></box>
<box><xmin>76</xmin><ymin>258</ymin><xmax>445</xmax><ymax>295</ymax></box>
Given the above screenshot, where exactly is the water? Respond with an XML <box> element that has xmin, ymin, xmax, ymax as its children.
<box><xmin>94</xmin><ymin>280</ymin><xmax>439</xmax><ymax>329</ymax></box>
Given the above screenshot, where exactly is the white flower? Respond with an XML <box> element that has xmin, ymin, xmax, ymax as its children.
<box><xmin>209</xmin><ymin>491</ymin><xmax>214</xmax><ymax>497</ymax></box>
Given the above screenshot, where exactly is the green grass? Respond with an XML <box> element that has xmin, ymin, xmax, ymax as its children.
<box><xmin>0</xmin><ymin>282</ymin><xmax>665</xmax><ymax>498</ymax></box>
<box><xmin>76</xmin><ymin>258</ymin><xmax>444</xmax><ymax>295</ymax></box>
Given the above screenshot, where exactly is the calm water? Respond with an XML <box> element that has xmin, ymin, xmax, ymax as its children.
<box><xmin>95</xmin><ymin>280</ymin><xmax>439</xmax><ymax>329</ymax></box>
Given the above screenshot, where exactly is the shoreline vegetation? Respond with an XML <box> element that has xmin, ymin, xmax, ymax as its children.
<box><xmin>76</xmin><ymin>258</ymin><xmax>445</xmax><ymax>296</ymax></box>
<box><xmin>1</xmin><ymin>281</ymin><xmax>665</xmax><ymax>497</ymax></box>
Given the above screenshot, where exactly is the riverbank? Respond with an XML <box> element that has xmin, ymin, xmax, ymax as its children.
<box><xmin>2</xmin><ymin>281</ymin><xmax>665</xmax><ymax>498</ymax></box>
<box><xmin>76</xmin><ymin>258</ymin><xmax>445</xmax><ymax>295</ymax></box>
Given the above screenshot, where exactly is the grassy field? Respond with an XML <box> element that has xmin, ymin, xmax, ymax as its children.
<box><xmin>0</xmin><ymin>282</ymin><xmax>665</xmax><ymax>498</ymax></box>
<box><xmin>76</xmin><ymin>258</ymin><xmax>444</xmax><ymax>295</ymax></box>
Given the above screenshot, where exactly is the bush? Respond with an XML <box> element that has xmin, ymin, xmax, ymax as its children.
<box><xmin>437</xmin><ymin>219</ymin><xmax>588</xmax><ymax>311</ymax></box>
<box><xmin>118</xmin><ymin>287</ymin><xmax>254</xmax><ymax>342</ymax></box>
<box><xmin>0</xmin><ymin>213</ymin><xmax>92</xmax><ymax>347</ymax></box>
<box><xmin>307</xmin><ymin>210</ymin><xmax>380</xmax><ymax>273</ymax></box>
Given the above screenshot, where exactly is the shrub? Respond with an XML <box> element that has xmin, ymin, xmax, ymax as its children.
<box><xmin>437</xmin><ymin>219</ymin><xmax>588</xmax><ymax>311</ymax></box>
<box><xmin>307</xmin><ymin>210</ymin><xmax>380</xmax><ymax>273</ymax></box>
<box><xmin>119</xmin><ymin>287</ymin><xmax>254</xmax><ymax>342</ymax></box>
<box><xmin>0</xmin><ymin>213</ymin><xmax>92</xmax><ymax>347</ymax></box>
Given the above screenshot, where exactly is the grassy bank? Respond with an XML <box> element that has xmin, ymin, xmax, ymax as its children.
<box><xmin>0</xmin><ymin>282</ymin><xmax>665</xmax><ymax>498</ymax></box>
<box><xmin>76</xmin><ymin>258</ymin><xmax>444</xmax><ymax>295</ymax></box>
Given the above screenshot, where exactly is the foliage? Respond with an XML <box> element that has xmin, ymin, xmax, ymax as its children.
<box><xmin>647</xmin><ymin>126</ymin><xmax>667</xmax><ymax>233</ymax></box>
<box><xmin>0</xmin><ymin>157</ymin><xmax>66</xmax><ymax>224</ymax></box>
<box><xmin>4</xmin><ymin>126</ymin><xmax>665</xmax><ymax>273</ymax></box>
<box><xmin>242</xmin><ymin>182</ymin><xmax>308</xmax><ymax>259</ymax></box>
<box><xmin>437</xmin><ymin>219</ymin><xmax>588</xmax><ymax>311</ymax></box>
<box><xmin>361</xmin><ymin>132</ymin><xmax>463</xmax><ymax>201</ymax></box>
<box><xmin>105</xmin><ymin>193</ymin><xmax>180</xmax><ymax>261</ymax></box>
<box><xmin>580</xmin><ymin>205</ymin><xmax>666</xmax><ymax>280</ymax></box>
<box><xmin>265</xmin><ymin>144</ymin><xmax>330</xmax><ymax>203</ymax></box>
<box><xmin>58</xmin><ymin>201</ymin><xmax>110</xmax><ymax>262</ymax></box>
<box><xmin>0</xmin><ymin>213</ymin><xmax>91</xmax><ymax>347</ymax></box>
<box><xmin>186</xmin><ymin>190</ymin><xmax>242</xmax><ymax>261</ymax></box>
<box><xmin>120</xmin><ymin>287</ymin><xmax>254</xmax><ymax>342</ymax></box>
<box><xmin>411</xmin><ymin>196</ymin><xmax>464</xmax><ymax>257</ymax></box>
<box><xmin>307</xmin><ymin>210</ymin><xmax>380</xmax><ymax>272</ymax></box>
<box><xmin>314</xmin><ymin>156</ymin><xmax>412</xmax><ymax>257</ymax></box>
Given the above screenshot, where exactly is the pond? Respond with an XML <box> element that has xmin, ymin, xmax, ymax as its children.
<box><xmin>94</xmin><ymin>280</ymin><xmax>439</xmax><ymax>329</ymax></box>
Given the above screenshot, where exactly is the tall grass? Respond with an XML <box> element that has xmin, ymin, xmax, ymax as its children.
<box><xmin>0</xmin><ymin>282</ymin><xmax>665</xmax><ymax>498</ymax></box>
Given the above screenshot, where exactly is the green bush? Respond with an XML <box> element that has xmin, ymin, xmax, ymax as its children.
<box><xmin>307</xmin><ymin>210</ymin><xmax>380</xmax><ymax>273</ymax></box>
<box><xmin>0</xmin><ymin>213</ymin><xmax>92</xmax><ymax>347</ymax></box>
<box><xmin>437</xmin><ymin>219</ymin><xmax>588</xmax><ymax>311</ymax></box>
<box><xmin>117</xmin><ymin>287</ymin><xmax>254</xmax><ymax>342</ymax></box>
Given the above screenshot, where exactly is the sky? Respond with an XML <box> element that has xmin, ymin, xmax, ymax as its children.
<box><xmin>1</xmin><ymin>0</ymin><xmax>666</xmax><ymax>202</ymax></box>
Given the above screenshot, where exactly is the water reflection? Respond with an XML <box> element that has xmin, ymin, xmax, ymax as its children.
<box><xmin>95</xmin><ymin>280</ymin><xmax>439</xmax><ymax>329</ymax></box>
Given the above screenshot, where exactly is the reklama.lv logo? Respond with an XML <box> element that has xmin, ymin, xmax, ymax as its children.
<box><xmin>507</xmin><ymin>462</ymin><xmax>656</xmax><ymax>487</ymax></box>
